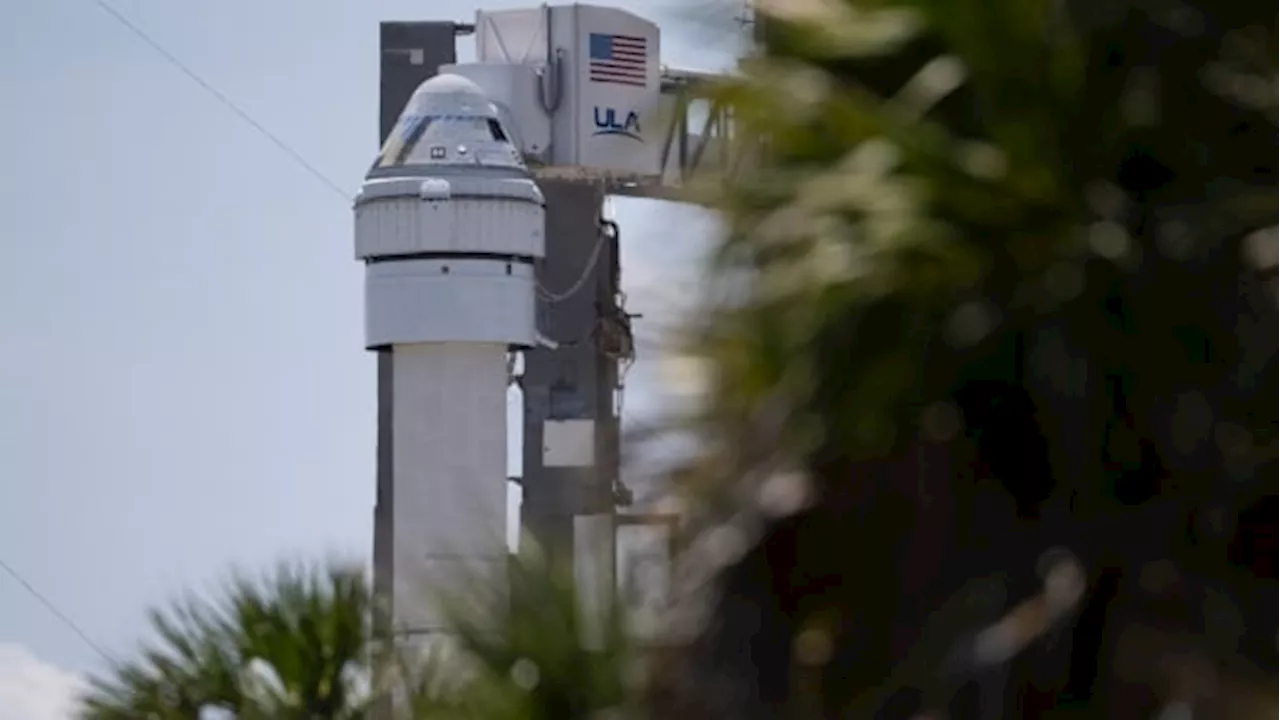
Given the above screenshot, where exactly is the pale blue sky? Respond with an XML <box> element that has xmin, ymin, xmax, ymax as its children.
<box><xmin>0</xmin><ymin>0</ymin><xmax>734</xmax><ymax>690</ymax></box>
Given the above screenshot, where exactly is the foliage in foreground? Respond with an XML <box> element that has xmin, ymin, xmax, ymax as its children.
<box><xmin>79</xmin><ymin>552</ymin><xmax>637</xmax><ymax>719</ymax></box>
<box><xmin>80</xmin><ymin>562</ymin><xmax>370</xmax><ymax>719</ymax></box>
<box><xmin>654</xmin><ymin>0</ymin><xmax>1276</xmax><ymax>717</ymax></box>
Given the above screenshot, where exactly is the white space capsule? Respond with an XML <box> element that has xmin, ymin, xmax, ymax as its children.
<box><xmin>354</xmin><ymin>74</ymin><xmax>546</xmax><ymax>349</ymax></box>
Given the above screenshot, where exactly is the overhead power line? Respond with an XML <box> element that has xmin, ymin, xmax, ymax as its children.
<box><xmin>89</xmin><ymin>0</ymin><xmax>624</xmax><ymax>305</ymax></box>
<box><xmin>3</xmin><ymin>2</ymin><xmax>352</xmax><ymax>670</ymax></box>
<box><xmin>0</xmin><ymin>556</ymin><xmax>113</xmax><ymax>663</ymax></box>
<box><xmin>91</xmin><ymin>0</ymin><xmax>351</xmax><ymax>201</ymax></box>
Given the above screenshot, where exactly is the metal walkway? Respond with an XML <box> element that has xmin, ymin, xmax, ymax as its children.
<box><xmin>614</xmin><ymin>68</ymin><xmax>747</xmax><ymax>201</ymax></box>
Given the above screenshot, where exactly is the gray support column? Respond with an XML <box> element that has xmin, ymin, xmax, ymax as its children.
<box><xmin>373</xmin><ymin>352</ymin><xmax>395</xmax><ymax>626</ymax></box>
<box><xmin>377</xmin><ymin>23</ymin><xmax>459</xmax><ymax>143</ymax></box>
<box><xmin>521</xmin><ymin>180</ymin><xmax>620</xmax><ymax>568</ymax></box>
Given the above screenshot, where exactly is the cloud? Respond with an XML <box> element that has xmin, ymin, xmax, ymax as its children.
<box><xmin>0</xmin><ymin>644</ymin><xmax>86</xmax><ymax>720</ymax></box>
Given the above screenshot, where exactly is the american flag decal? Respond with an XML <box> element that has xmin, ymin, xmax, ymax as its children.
<box><xmin>588</xmin><ymin>32</ymin><xmax>648</xmax><ymax>88</ymax></box>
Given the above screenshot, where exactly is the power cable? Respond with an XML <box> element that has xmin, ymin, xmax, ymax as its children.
<box><xmin>91</xmin><ymin>0</ymin><xmax>351</xmax><ymax>201</ymax></box>
<box><xmin>537</xmin><ymin>232</ymin><xmax>605</xmax><ymax>302</ymax></box>
<box><xmin>86</xmin><ymin>0</ymin><xmax>646</xmax><ymax>515</ymax></box>
<box><xmin>93</xmin><ymin>0</ymin><xmax>623</xmax><ymax>306</ymax></box>
<box><xmin>0</xmin><ymin>556</ymin><xmax>113</xmax><ymax>663</ymax></box>
<box><xmin>5</xmin><ymin>3</ymin><xmax>345</xmax><ymax>668</ymax></box>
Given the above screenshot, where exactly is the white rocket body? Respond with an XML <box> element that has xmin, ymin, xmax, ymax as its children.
<box><xmin>353</xmin><ymin>74</ymin><xmax>545</xmax><ymax>650</ymax></box>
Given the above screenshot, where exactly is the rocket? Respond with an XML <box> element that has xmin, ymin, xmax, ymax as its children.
<box><xmin>354</xmin><ymin>74</ymin><xmax>545</xmax><ymax>653</ymax></box>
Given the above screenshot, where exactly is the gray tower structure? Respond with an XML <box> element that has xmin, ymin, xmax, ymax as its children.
<box><xmin>521</xmin><ymin>181</ymin><xmax>627</xmax><ymax>563</ymax></box>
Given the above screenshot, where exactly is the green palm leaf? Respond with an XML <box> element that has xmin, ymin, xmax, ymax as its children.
<box><xmin>79</xmin><ymin>560</ymin><xmax>373</xmax><ymax>719</ymax></box>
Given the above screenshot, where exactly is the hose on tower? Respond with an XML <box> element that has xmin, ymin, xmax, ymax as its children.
<box><xmin>533</xmin><ymin>218</ymin><xmax>636</xmax><ymax>374</ymax></box>
<box><xmin>592</xmin><ymin>219</ymin><xmax>637</xmax><ymax>430</ymax></box>
<box><xmin>536</xmin><ymin>218</ymin><xmax>613</xmax><ymax>303</ymax></box>
<box><xmin>537</xmin><ymin>3</ymin><xmax>564</xmax><ymax>115</ymax></box>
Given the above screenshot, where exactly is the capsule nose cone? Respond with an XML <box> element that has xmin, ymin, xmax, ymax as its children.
<box><xmin>367</xmin><ymin>71</ymin><xmax>528</xmax><ymax>176</ymax></box>
<box><xmin>401</xmin><ymin>73</ymin><xmax>495</xmax><ymax>117</ymax></box>
<box><xmin>411</xmin><ymin>73</ymin><xmax>489</xmax><ymax>102</ymax></box>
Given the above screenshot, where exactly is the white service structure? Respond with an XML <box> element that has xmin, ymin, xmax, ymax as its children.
<box><xmin>449</xmin><ymin>4</ymin><xmax>663</xmax><ymax>179</ymax></box>
<box><xmin>354</xmin><ymin>73</ymin><xmax>545</xmax><ymax>643</ymax></box>
<box><xmin>355</xmin><ymin>3</ymin><xmax>685</xmax><ymax>665</ymax></box>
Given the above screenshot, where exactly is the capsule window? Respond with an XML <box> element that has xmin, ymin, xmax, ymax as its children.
<box><xmin>370</xmin><ymin>117</ymin><xmax>436</xmax><ymax>169</ymax></box>
<box><xmin>487</xmin><ymin>119</ymin><xmax>509</xmax><ymax>142</ymax></box>
<box><xmin>394</xmin><ymin>117</ymin><xmax>434</xmax><ymax>165</ymax></box>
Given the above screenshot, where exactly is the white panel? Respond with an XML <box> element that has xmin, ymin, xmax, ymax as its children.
<box><xmin>364</xmin><ymin>259</ymin><xmax>536</xmax><ymax>347</ymax></box>
<box><xmin>355</xmin><ymin>196</ymin><xmax>453</xmax><ymax>258</ymax></box>
<box><xmin>543</xmin><ymin>419</ymin><xmax>595</xmax><ymax>467</ymax></box>
<box><xmin>569</xmin><ymin>5</ymin><xmax>662</xmax><ymax>177</ymax></box>
<box><xmin>441</xmin><ymin>63</ymin><xmax>552</xmax><ymax>162</ymax></box>
<box><xmin>391</xmin><ymin>343</ymin><xmax>509</xmax><ymax>635</ymax></box>
<box><xmin>549</xmin><ymin>6</ymin><xmax>580</xmax><ymax>170</ymax></box>
<box><xmin>574</xmin><ymin>514</ymin><xmax>615</xmax><ymax>651</ymax></box>
<box><xmin>471</xmin><ymin>5</ymin><xmax>663</xmax><ymax>178</ymax></box>
<box><xmin>355</xmin><ymin>196</ymin><xmax>544</xmax><ymax>260</ymax></box>
<box><xmin>474</xmin><ymin>8</ymin><xmax>547</xmax><ymax>65</ymax></box>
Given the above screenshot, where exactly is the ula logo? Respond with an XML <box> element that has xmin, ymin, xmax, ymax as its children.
<box><xmin>592</xmin><ymin>107</ymin><xmax>642</xmax><ymax>142</ymax></box>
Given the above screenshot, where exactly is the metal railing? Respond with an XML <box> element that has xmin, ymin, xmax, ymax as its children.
<box><xmin>611</xmin><ymin>68</ymin><xmax>747</xmax><ymax>200</ymax></box>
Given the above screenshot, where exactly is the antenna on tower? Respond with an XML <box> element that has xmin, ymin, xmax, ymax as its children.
<box><xmin>732</xmin><ymin>1</ymin><xmax>761</xmax><ymax>46</ymax></box>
